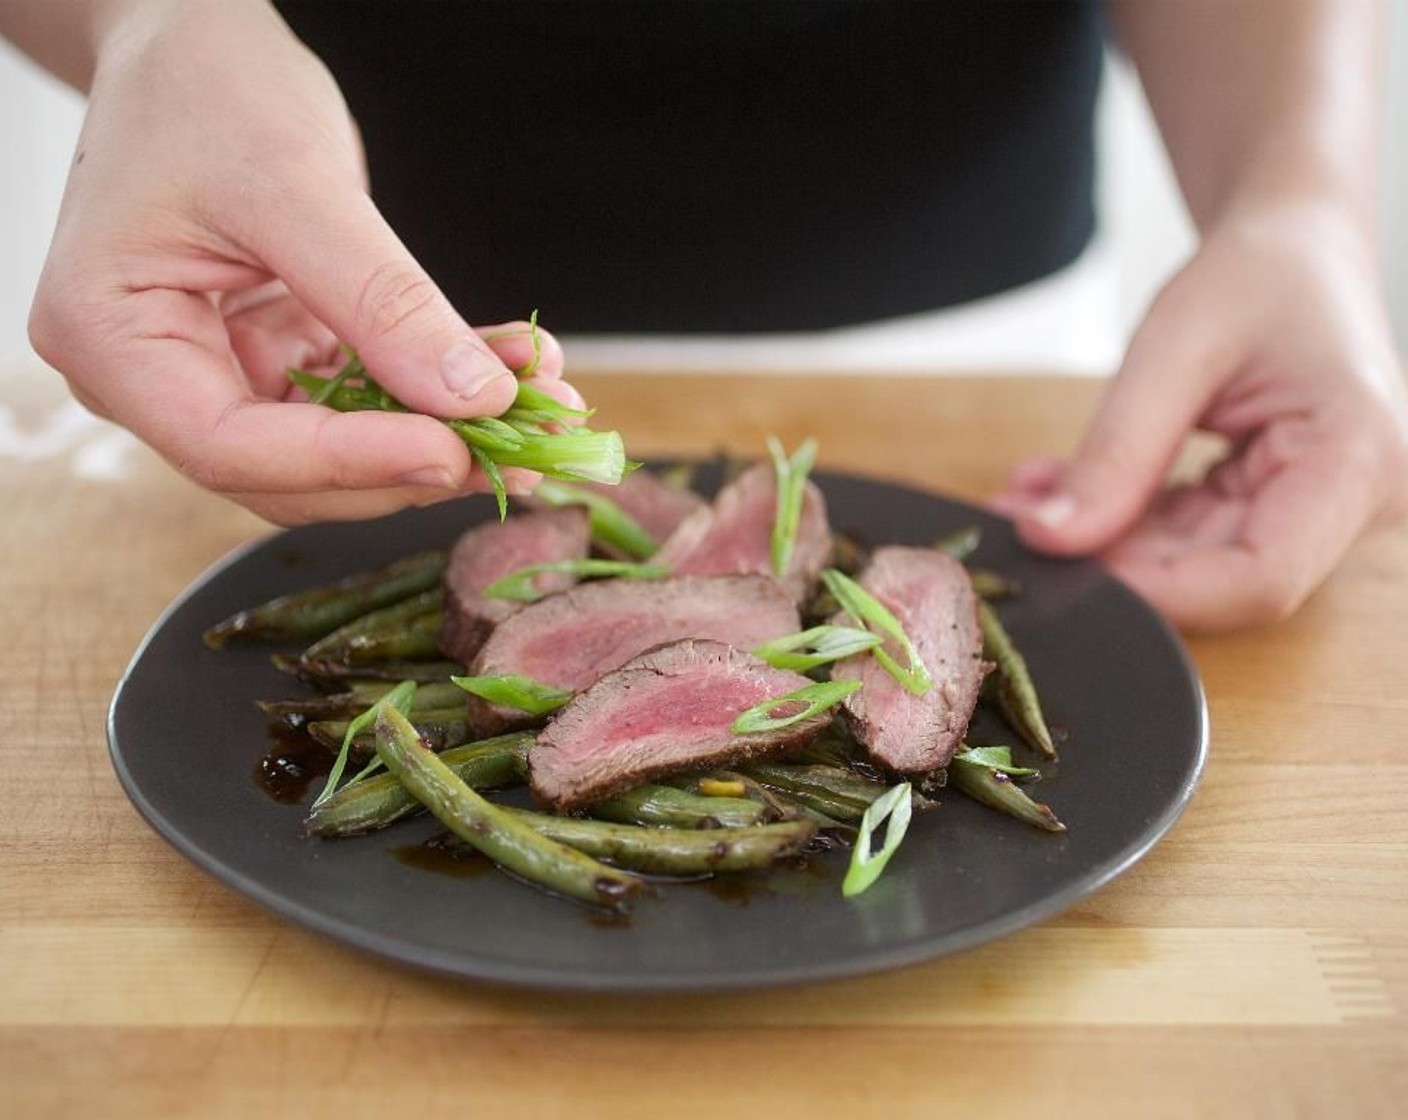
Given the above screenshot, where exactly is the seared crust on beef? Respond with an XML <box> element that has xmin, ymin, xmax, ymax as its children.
<box><xmin>831</xmin><ymin>546</ymin><xmax>989</xmax><ymax>775</ymax></box>
<box><xmin>529</xmin><ymin>639</ymin><xmax>829</xmax><ymax>810</ymax></box>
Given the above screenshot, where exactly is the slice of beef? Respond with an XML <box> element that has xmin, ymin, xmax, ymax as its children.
<box><xmin>653</xmin><ymin>461</ymin><xmax>832</xmax><ymax>605</ymax></box>
<box><xmin>530</xmin><ymin>639</ymin><xmax>831</xmax><ymax>810</ymax></box>
<box><xmin>439</xmin><ymin>507</ymin><xmax>591</xmax><ymax>665</ymax></box>
<box><xmin>465</xmin><ymin>574</ymin><xmax>800</xmax><ymax>734</ymax></box>
<box><xmin>830</xmin><ymin>546</ymin><xmax>989</xmax><ymax>775</ymax></box>
<box><xmin>524</xmin><ymin>468</ymin><xmax>708</xmax><ymax>558</ymax></box>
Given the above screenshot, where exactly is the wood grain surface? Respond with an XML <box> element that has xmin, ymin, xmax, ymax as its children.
<box><xmin>2</xmin><ymin>367</ymin><xmax>1405</xmax><ymax>1119</ymax></box>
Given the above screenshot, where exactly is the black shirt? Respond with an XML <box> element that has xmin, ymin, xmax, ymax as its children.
<box><xmin>276</xmin><ymin>1</ymin><xmax>1104</xmax><ymax>333</ymax></box>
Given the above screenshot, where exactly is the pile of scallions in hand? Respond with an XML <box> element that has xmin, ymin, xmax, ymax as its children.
<box><xmin>288</xmin><ymin>312</ymin><xmax>632</xmax><ymax>519</ymax></box>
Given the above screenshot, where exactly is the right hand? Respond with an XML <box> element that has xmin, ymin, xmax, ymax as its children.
<box><xmin>29</xmin><ymin>0</ymin><xmax>580</xmax><ymax>524</ymax></box>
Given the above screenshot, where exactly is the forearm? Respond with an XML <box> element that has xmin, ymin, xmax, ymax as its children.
<box><xmin>0</xmin><ymin>0</ymin><xmax>260</xmax><ymax>92</ymax></box>
<box><xmin>1107</xmin><ymin>0</ymin><xmax>1384</xmax><ymax>246</ymax></box>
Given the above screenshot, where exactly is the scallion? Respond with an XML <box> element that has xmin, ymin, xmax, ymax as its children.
<box><xmin>821</xmin><ymin>568</ymin><xmax>933</xmax><ymax>696</ymax></box>
<box><xmin>312</xmin><ymin>679</ymin><xmax>417</xmax><ymax>807</ymax></box>
<box><xmin>752</xmin><ymin>625</ymin><xmax>881</xmax><ymax>672</ymax></box>
<box><xmin>731</xmin><ymin>679</ymin><xmax>860</xmax><ymax>735</ymax></box>
<box><xmin>768</xmin><ymin>436</ymin><xmax>817</xmax><ymax>579</ymax></box>
<box><xmin>451</xmin><ymin>674</ymin><xmax>572</xmax><ymax>715</ymax></box>
<box><xmin>482</xmin><ymin>559</ymin><xmax>669</xmax><ymax>602</ymax></box>
<box><xmin>842</xmin><ymin>781</ymin><xmax>913</xmax><ymax>897</ymax></box>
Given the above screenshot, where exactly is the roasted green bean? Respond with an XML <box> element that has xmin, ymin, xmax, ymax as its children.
<box><xmin>261</xmin><ymin>680</ymin><xmax>466</xmax><ymax>721</ymax></box>
<box><xmin>587</xmin><ymin>784</ymin><xmax>775</xmax><ymax>829</ymax></box>
<box><xmin>300</xmin><ymin>589</ymin><xmax>444</xmax><ymax>666</ymax></box>
<box><xmin>374</xmin><ymin>707</ymin><xmax>641</xmax><ymax>909</ymax></box>
<box><xmin>202</xmin><ymin>551</ymin><xmax>446</xmax><ymax>649</ymax></box>
<box><xmin>948</xmin><ymin>754</ymin><xmax>1065</xmax><ymax>832</ymax></box>
<box><xmin>304</xmin><ymin>732</ymin><xmax>532</xmax><ymax>838</ymax></box>
<box><xmin>979</xmin><ymin>600</ymin><xmax>1056</xmax><ymax>759</ymax></box>
<box><xmin>308</xmin><ymin>706</ymin><xmax>469</xmax><ymax>757</ymax></box>
<box><xmin>483</xmin><ymin>813</ymin><xmax>819</xmax><ymax>876</ymax></box>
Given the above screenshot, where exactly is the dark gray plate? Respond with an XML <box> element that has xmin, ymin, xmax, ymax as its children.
<box><xmin>109</xmin><ymin>468</ymin><xmax>1207</xmax><ymax>992</ymax></box>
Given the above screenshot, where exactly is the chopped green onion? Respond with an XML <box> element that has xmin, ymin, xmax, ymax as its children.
<box><xmin>768</xmin><ymin>436</ymin><xmax>817</xmax><ymax>579</ymax></box>
<box><xmin>821</xmin><ymin>569</ymin><xmax>933</xmax><ymax>696</ymax></box>
<box><xmin>450</xmin><ymin>416</ymin><xmax>527</xmax><ymax>454</ymax></box>
<box><xmin>312</xmin><ymin>679</ymin><xmax>417</xmax><ymax>807</ymax></box>
<box><xmin>287</xmin><ymin>319</ymin><xmax>631</xmax><ymax>521</ymax></box>
<box><xmin>504</xmin><ymin>381</ymin><xmax>593</xmax><ymax>428</ymax></box>
<box><xmin>482</xmin><ymin>559</ymin><xmax>669</xmax><ymax>602</ymax></box>
<box><xmin>731</xmin><ymin>679</ymin><xmax>860</xmax><ymax>735</ymax></box>
<box><xmin>934</xmin><ymin>525</ymin><xmax>982</xmax><ymax>561</ymax></box>
<box><xmin>752</xmin><ymin>625</ymin><xmax>881</xmax><ymax>672</ymax></box>
<box><xmin>842</xmin><ymin>781</ymin><xmax>913</xmax><ymax>897</ymax></box>
<box><xmin>952</xmin><ymin>744</ymin><xmax>1040</xmax><ymax>778</ymax></box>
<box><xmin>452</xmin><ymin>674</ymin><xmax>572</xmax><ymax>715</ymax></box>
<box><xmin>469</xmin><ymin>445</ymin><xmax>509</xmax><ymax>522</ymax></box>
<box><xmin>532</xmin><ymin>479</ymin><xmax>657</xmax><ymax>560</ymax></box>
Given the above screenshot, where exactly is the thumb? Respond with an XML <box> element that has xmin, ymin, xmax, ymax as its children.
<box><xmin>1014</xmin><ymin>302</ymin><xmax>1219</xmax><ymax>556</ymax></box>
<box><xmin>249</xmin><ymin>180</ymin><xmax>517</xmax><ymax>419</ymax></box>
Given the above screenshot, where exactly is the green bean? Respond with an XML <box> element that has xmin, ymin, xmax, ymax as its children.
<box><xmin>737</xmin><ymin>761</ymin><xmax>923</xmax><ymax>824</ymax></box>
<box><xmin>300</xmin><ymin>589</ymin><xmax>444</xmax><ymax>666</ymax></box>
<box><xmin>948</xmin><ymin>754</ymin><xmax>1065</xmax><ymax>832</ymax></box>
<box><xmin>373</xmin><ymin>707</ymin><xmax>640</xmax><ymax>910</ymax></box>
<box><xmin>304</xmin><ymin>732</ymin><xmax>532</xmax><ymax>838</ymax></box>
<box><xmin>272</xmin><ymin>656</ymin><xmax>463</xmax><ymax>688</ymax></box>
<box><xmin>472</xmin><ymin>813</ymin><xmax>819</xmax><ymax>876</ymax></box>
<box><xmin>587</xmin><ymin>784</ymin><xmax>774</xmax><ymax>829</ymax></box>
<box><xmin>260</xmin><ymin>681</ymin><xmax>466</xmax><ymax>721</ymax></box>
<box><xmin>202</xmin><ymin>551</ymin><xmax>446</xmax><ymax>649</ymax></box>
<box><xmin>308</xmin><ymin>707</ymin><xmax>469</xmax><ymax>757</ymax></box>
<box><xmin>979</xmin><ymin>600</ymin><xmax>1056</xmax><ymax>759</ymax></box>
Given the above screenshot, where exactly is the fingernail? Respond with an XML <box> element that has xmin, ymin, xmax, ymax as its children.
<box><xmin>398</xmin><ymin>466</ymin><xmax>459</xmax><ymax>490</ymax></box>
<box><xmin>1030</xmin><ymin>493</ymin><xmax>1076</xmax><ymax>529</ymax></box>
<box><xmin>442</xmin><ymin>340</ymin><xmax>512</xmax><ymax>399</ymax></box>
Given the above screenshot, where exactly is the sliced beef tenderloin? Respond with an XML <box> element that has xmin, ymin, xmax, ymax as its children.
<box><xmin>653</xmin><ymin>461</ymin><xmax>831</xmax><ymax>605</ymax></box>
<box><xmin>830</xmin><ymin>546</ymin><xmax>989</xmax><ymax>776</ymax></box>
<box><xmin>465</xmin><ymin>574</ymin><xmax>800</xmax><ymax>734</ymax></box>
<box><xmin>530</xmin><ymin>639</ymin><xmax>831</xmax><ymax>810</ymax></box>
<box><xmin>439</xmin><ymin>508</ymin><xmax>591</xmax><ymax>665</ymax></box>
<box><xmin>524</xmin><ymin>468</ymin><xmax>708</xmax><ymax>558</ymax></box>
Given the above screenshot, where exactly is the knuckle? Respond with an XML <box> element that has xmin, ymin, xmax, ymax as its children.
<box><xmin>352</xmin><ymin>261</ymin><xmax>443</xmax><ymax>348</ymax></box>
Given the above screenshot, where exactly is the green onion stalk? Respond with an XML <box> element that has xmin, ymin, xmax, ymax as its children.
<box><xmin>288</xmin><ymin>312</ymin><xmax>633</xmax><ymax>518</ymax></box>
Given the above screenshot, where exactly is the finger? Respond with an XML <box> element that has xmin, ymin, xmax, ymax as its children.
<box><xmin>92</xmin><ymin>289</ymin><xmax>478</xmax><ymax>494</ymax></box>
<box><xmin>235</xmin><ymin>466</ymin><xmax>543</xmax><ymax>525</ymax></box>
<box><xmin>223</xmin><ymin>285</ymin><xmax>340</xmax><ymax>396</ymax></box>
<box><xmin>1106</xmin><ymin>438</ymin><xmax>1377</xmax><ymax>630</ymax></box>
<box><xmin>1014</xmin><ymin>299</ymin><xmax>1226</xmax><ymax>556</ymax></box>
<box><xmin>242</xmin><ymin>177</ymin><xmax>517</xmax><ymax>420</ymax></box>
<box><xmin>479</xmin><ymin>320</ymin><xmax>566</xmax><ymax>379</ymax></box>
<box><xmin>988</xmin><ymin>455</ymin><xmax>1063</xmax><ymax>515</ymax></box>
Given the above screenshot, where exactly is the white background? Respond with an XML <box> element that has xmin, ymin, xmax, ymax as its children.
<box><xmin>2</xmin><ymin>10</ymin><xmax>1406</xmax><ymax>373</ymax></box>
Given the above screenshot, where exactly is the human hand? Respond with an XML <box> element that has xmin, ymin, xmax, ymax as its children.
<box><xmin>28</xmin><ymin>0</ymin><xmax>580</xmax><ymax>524</ymax></box>
<box><xmin>992</xmin><ymin>203</ymin><xmax>1408</xmax><ymax>631</ymax></box>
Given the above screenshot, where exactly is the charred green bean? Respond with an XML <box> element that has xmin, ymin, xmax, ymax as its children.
<box><xmin>484</xmin><ymin>813</ymin><xmax>819</xmax><ymax>876</ymax></box>
<box><xmin>202</xmin><ymin>550</ymin><xmax>446</xmax><ymax>649</ymax></box>
<box><xmin>979</xmin><ymin>600</ymin><xmax>1056</xmax><ymax>759</ymax></box>
<box><xmin>587</xmin><ymin>784</ymin><xmax>774</xmax><ymax>829</ymax></box>
<box><xmin>949</xmin><ymin>754</ymin><xmax>1065</xmax><ymax>832</ymax></box>
<box><xmin>374</xmin><ymin>707</ymin><xmax>640</xmax><ymax>909</ymax></box>
<box><xmin>304</xmin><ymin>732</ymin><xmax>532</xmax><ymax>838</ymax></box>
<box><xmin>300</xmin><ymin>589</ymin><xmax>444</xmax><ymax>666</ymax></box>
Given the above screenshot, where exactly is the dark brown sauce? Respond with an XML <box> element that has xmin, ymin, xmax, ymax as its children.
<box><xmin>392</xmin><ymin>834</ymin><xmax>493</xmax><ymax>879</ymax></box>
<box><xmin>253</xmin><ymin>725</ymin><xmax>333</xmax><ymax>804</ymax></box>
